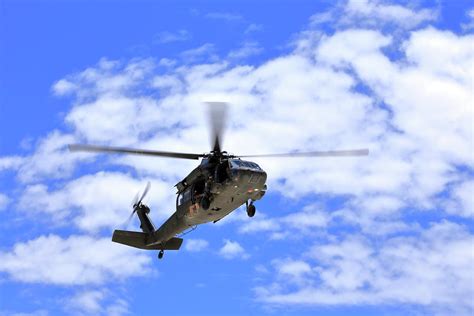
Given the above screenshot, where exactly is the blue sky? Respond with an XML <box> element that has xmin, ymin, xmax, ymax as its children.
<box><xmin>0</xmin><ymin>1</ymin><xmax>473</xmax><ymax>315</ymax></box>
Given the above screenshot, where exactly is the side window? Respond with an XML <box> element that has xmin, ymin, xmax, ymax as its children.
<box><xmin>192</xmin><ymin>179</ymin><xmax>205</xmax><ymax>202</ymax></box>
<box><xmin>178</xmin><ymin>187</ymin><xmax>192</xmax><ymax>206</ymax></box>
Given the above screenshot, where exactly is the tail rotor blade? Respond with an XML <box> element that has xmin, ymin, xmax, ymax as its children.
<box><xmin>137</xmin><ymin>181</ymin><xmax>151</xmax><ymax>205</ymax></box>
<box><xmin>124</xmin><ymin>209</ymin><xmax>137</xmax><ymax>228</ymax></box>
<box><xmin>131</xmin><ymin>191</ymin><xmax>140</xmax><ymax>207</ymax></box>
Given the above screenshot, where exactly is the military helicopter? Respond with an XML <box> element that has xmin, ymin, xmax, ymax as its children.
<box><xmin>69</xmin><ymin>102</ymin><xmax>368</xmax><ymax>259</ymax></box>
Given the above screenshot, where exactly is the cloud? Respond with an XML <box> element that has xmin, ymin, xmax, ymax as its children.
<box><xmin>52</xmin><ymin>58</ymin><xmax>155</xmax><ymax>99</ymax></box>
<box><xmin>345</xmin><ymin>0</ymin><xmax>437</xmax><ymax>27</ymax></box>
<box><xmin>228</xmin><ymin>41</ymin><xmax>263</xmax><ymax>59</ymax></box>
<box><xmin>0</xmin><ymin>234</ymin><xmax>151</xmax><ymax>285</ymax></box>
<box><xmin>52</xmin><ymin>78</ymin><xmax>77</xmax><ymax>96</ymax></box>
<box><xmin>0</xmin><ymin>193</ymin><xmax>9</xmax><ymax>211</ymax></box>
<box><xmin>184</xmin><ymin>239</ymin><xmax>209</xmax><ymax>252</ymax></box>
<box><xmin>3</xmin><ymin>3</ymin><xmax>472</xmax><ymax>314</ymax></box>
<box><xmin>218</xmin><ymin>239</ymin><xmax>248</xmax><ymax>259</ymax></box>
<box><xmin>238</xmin><ymin>205</ymin><xmax>329</xmax><ymax>238</ymax></box>
<box><xmin>154</xmin><ymin>29</ymin><xmax>191</xmax><ymax>44</ymax></box>
<box><xmin>462</xmin><ymin>8</ymin><xmax>474</xmax><ymax>30</ymax></box>
<box><xmin>180</xmin><ymin>43</ymin><xmax>218</xmax><ymax>63</ymax></box>
<box><xmin>204</xmin><ymin>12</ymin><xmax>243</xmax><ymax>22</ymax></box>
<box><xmin>19</xmin><ymin>172</ymin><xmax>175</xmax><ymax>232</ymax></box>
<box><xmin>445</xmin><ymin>180</ymin><xmax>474</xmax><ymax>218</ymax></box>
<box><xmin>244</xmin><ymin>23</ymin><xmax>263</xmax><ymax>34</ymax></box>
<box><xmin>15</xmin><ymin>131</ymin><xmax>90</xmax><ymax>183</ymax></box>
<box><xmin>20</xmin><ymin>17</ymin><xmax>470</xmax><ymax>232</ymax></box>
<box><xmin>0</xmin><ymin>155</ymin><xmax>24</xmax><ymax>172</ymax></box>
<box><xmin>256</xmin><ymin>221</ymin><xmax>474</xmax><ymax>315</ymax></box>
<box><xmin>67</xmin><ymin>290</ymin><xmax>105</xmax><ymax>314</ymax></box>
<box><xmin>66</xmin><ymin>290</ymin><xmax>129</xmax><ymax>316</ymax></box>
<box><xmin>311</xmin><ymin>0</ymin><xmax>438</xmax><ymax>29</ymax></box>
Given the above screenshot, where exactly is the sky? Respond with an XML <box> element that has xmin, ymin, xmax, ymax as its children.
<box><xmin>0</xmin><ymin>0</ymin><xmax>473</xmax><ymax>315</ymax></box>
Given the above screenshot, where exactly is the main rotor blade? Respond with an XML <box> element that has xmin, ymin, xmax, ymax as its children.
<box><xmin>207</xmin><ymin>102</ymin><xmax>228</xmax><ymax>153</ymax></box>
<box><xmin>69</xmin><ymin>144</ymin><xmax>203</xmax><ymax>160</ymax></box>
<box><xmin>239</xmin><ymin>149</ymin><xmax>369</xmax><ymax>158</ymax></box>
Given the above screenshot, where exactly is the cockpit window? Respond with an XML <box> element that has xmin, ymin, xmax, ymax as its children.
<box><xmin>230</xmin><ymin>159</ymin><xmax>261</xmax><ymax>170</ymax></box>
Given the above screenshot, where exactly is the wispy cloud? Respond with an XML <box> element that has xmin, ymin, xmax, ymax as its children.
<box><xmin>154</xmin><ymin>29</ymin><xmax>191</xmax><ymax>44</ymax></box>
<box><xmin>66</xmin><ymin>289</ymin><xmax>129</xmax><ymax>316</ymax></box>
<box><xmin>184</xmin><ymin>239</ymin><xmax>209</xmax><ymax>252</ymax></box>
<box><xmin>0</xmin><ymin>193</ymin><xmax>9</xmax><ymax>211</ymax></box>
<box><xmin>180</xmin><ymin>43</ymin><xmax>218</xmax><ymax>63</ymax></box>
<box><xmin>256</xmin><ymin>221</ymin><xmax>474</xmax><ymax>315</ymax></box>
<box><xmin>228</xmin><ymin>41</ymin><xmax>263</xmax><ymax>59</ymax></box>
<box><xmin>311</xmin><ymin>0</ymin><xmax>438</xmax><ymax>29</ymax></box>
<box><xmin>204</xmin><ymin>12</ymin><xmax>243</xmax><ymax>22</ymax></box>
<box><xmin>244</xmin><ymin>23</ymin><xmax>263</xmax><ymax>34</ymax></box>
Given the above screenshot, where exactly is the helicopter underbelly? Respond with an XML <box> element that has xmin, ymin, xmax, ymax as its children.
<box><xmin>185</xmin><ymin>170</ymin><xmax>267</xmax><ymax>226</ymax></box>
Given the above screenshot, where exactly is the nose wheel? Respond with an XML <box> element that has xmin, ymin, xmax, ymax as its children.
<box><xmin>246</xmin><ymin>201</ymin><xmax>256</xmax><ymax>217</ymax></box>
<box><xmin>158</xmin><ymin>250</ymin><xmax>164</xmax><ymax>259</ymax></box>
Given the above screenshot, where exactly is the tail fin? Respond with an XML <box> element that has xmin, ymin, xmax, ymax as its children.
<box><xmin>112</xmin><ymin>230</ymin><xmax>183</xmax><ymax>250</ymax></box>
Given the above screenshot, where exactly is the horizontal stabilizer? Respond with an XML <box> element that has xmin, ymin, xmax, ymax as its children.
<box><xmin>112</xmin><ymin>230</ymin><xmax>183</xmax><ymax>250</ymax></box>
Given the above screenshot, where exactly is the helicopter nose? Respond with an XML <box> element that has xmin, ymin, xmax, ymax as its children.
<box><xmin>232</xmin><ymin>168</ymin><xmax>267</xmax><ymax>190</ymax></box>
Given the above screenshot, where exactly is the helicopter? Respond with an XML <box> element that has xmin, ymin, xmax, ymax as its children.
<box><xmin>69</xmin><ymin>102</ymin><xmax>368</xmax><ymax>259</ymax></box>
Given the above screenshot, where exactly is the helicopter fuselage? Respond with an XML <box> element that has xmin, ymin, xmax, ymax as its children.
<box><xmin>150</xmin><ymin>158</ymin><xmax>267</xmax><ymax>244</ymax></box>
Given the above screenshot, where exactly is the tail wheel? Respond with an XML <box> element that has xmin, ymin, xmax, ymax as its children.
<box><xmin>158</xmin><ymin>250</ymin><xmax>164</xmax><ymax>259</ymax></box>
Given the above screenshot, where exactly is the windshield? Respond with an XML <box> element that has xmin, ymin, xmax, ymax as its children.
<box><xmin>230</xmin><ymin>159</ymin><xmax>261</xmax><ymax>170</ymax></box>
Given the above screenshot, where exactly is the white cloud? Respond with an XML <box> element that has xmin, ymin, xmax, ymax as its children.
<box><xmin>272</xmin><ymin>259</ymin><xmax>314</xmax><ymax>287</ymax></box>
<box><xmin>52</xmin><ymin>79</ymin><xmax>76</xmax><ymax>96</ymax></box>
<box><xmin>0</xmin><ymin>193</ymin><xmax>9</xmax><ymax>211</ymax></box>
<box><xmin>0</xmin><ymin>155</ymin><xmax>24</xmax><ymax>171</ymax></box>
<box><xmin>154</xmin><ymin>29</ymin><xmax>190</xmax><ymax>44</ymax></box>
<box><xmin>462</xmin><ymin>8</ymin><xmax>474</xmax><ymax>30</ymax></box>
<box><xmin>256</xmin><ymin>221</ymin><xmax>474</xmax><ymax>315</ymax></box>
<box><xmin>204</xmin><ymin>12</ymin><xmax>243</xmax><ymax>22</ymax></box>
<box><xmin>15</xmin><ymin>131</ymin><xmax>90</xmax><ymax>183</ymax></box>
<box><xmin>0</xmin><ymin>234</ymin><xmax>152</xmax><ymax>285</ymax></box>
<box><xmin>151</xmin><ymin>75</ymin><xmax>183</xmax><ymax>94</ymax></box>
<box><xmin>19</xmin><ymin>172</ymin><xmax>174</xmax><ymax>232</ymax></box>
<box><xmin>445</xmin><ymin>180</ymin><xmax>474</xmax><ymax>218</ymax></box>
<box><xmin>238</xmin><ymin>205</ymin><xmax>329</xmax><ymax>237</ymax></box>
<box><xmin>67</xmin><ymin>290</ymin><xmax>105</xmax><ymax>314</ymax></box>
<box><xmin>311</xmin><ymin>0</ymin><xmax>437</xmax><ymax>30</ymax></box>
<box><xmin>32</xmin><ymin>23</ymin><xmax>471</xmax><ymax>230</ymax></box>
<box><xmin>239</xmin><ymin>216</ymin><xmax>280</xmax><ymax>234</ymax></box>
<box><xmin>180</xmin><ymin>43</ymin><xmax>218</xmax><ymax>63</ymax></box>
<box><xmin>105</xmin><ymin>299</ymin><xmax>129</xmax><ymax>316</ymax></box>
<box><xmin>184</xmin><ymin>239</ymin><xmax>209</xmax><ymax>252</ymax></box>
<box><xmin>218</xmin><ymin>239</ymin><xmax>248</xmax><ymax>259</ymax></box>
<box><xmin>1</xmin><ymin>2</ymin><xmax>472</xmax><ymax>315</ymax></box>
<box><xmin>228</xmin><ymin>41</ymin><xmax>263</xmax><ymax>59</ymax></box>
<box><xmin>66</xmin><ymin>290</ymin><xmax>129</xmax><ymax>316</ymax></box>
<box><xmin>345</xmin><ymin>0</ymin><xmax>437</xmax><ymax>27</ymax></box>
<box><xmin>244</xmin><ymin>23</ymin><xmax>263</xmax><ymax>34</ymax></box>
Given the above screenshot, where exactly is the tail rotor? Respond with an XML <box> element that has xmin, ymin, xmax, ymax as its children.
<box><xmin>124</xmin><ymin>181</ymin><xmax>151</xmax><ymax>227</ymax></box>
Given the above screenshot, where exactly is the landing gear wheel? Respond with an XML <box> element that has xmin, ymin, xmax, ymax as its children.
<box><xmin>247</xmin><ymin>203</ymin><xmax>256</xmax><ymax>217</ymax></box>
<box><xmin>201</xmin><ymin>196</ymin><xmax>210</xmax><ymax>210</ymax></box>
<box><xmin>158</xmin><ymin>250</ymin><xmax>164</xmax><ymax>259</ymax></box>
